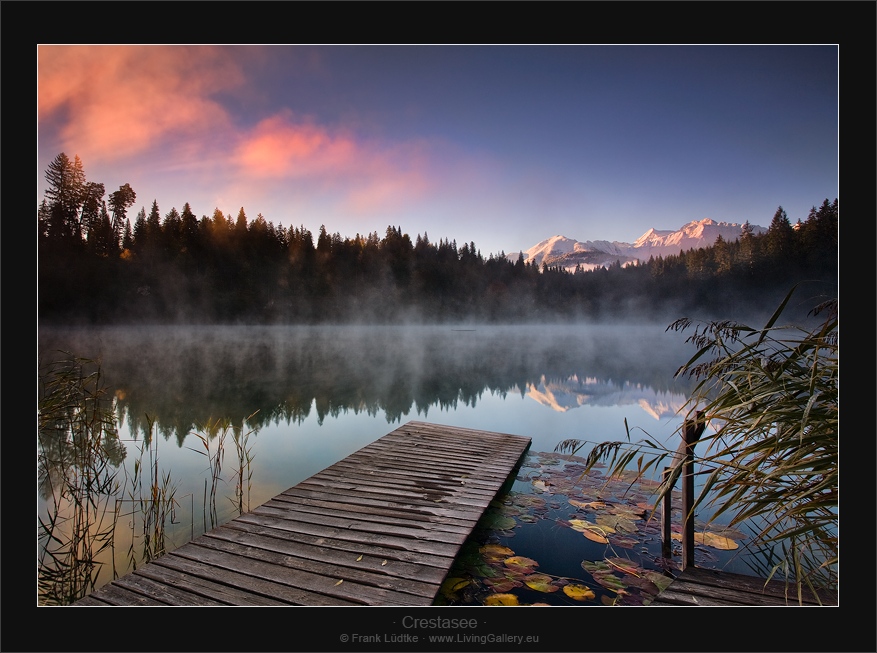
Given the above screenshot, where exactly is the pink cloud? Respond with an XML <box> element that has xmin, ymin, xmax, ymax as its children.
<box><xmin>235</xmin><ymin>113</ymin><xmax>358</xmax><ymax>178</ymax></box>
<box><xmin>38</xmin><ymin>45</ymin><xmax>243</xmax><ymax>162</ymax></box>
<box><xmin>234</xmin><ymin>112</ymin><xmax>436</xmax><ymax>214</ymax></box>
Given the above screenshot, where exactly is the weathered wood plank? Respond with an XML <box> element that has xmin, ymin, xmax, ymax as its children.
<box><xmin>73</xmin><ymin>420</ymin><xmax>531</xmax><ymax>606</ymax></box>
<box><xmin>234</xmin><ymin>511</ymin><xmax>461</xmax><ymax>558</ymax></box>
<box><xmin>79</xmin><ymin>582</ymin><xmax>170</xmax><ymax>606</ymax></box>
<box><xmin>222</xmin><ymin>519</ymin><xmax>452</xmax><ymax>569</ymax></box>
<box><xmin>251</xmin><ymin>504</ymin><xmax>471</xmax><ymax>544</ymax></box>
<box><xmin>133</xmin><ymin>562</ymin><xmax>293</xmax><ymax>606</ymax></box>
<box><xmin>197</xmin><ymin>530</ymin><xmax>437</xmax><ymax>599</ymax></box>
<box><xmin>206</xmin><ymin>524</ymin><xmax>449</xmax><ymax>584</ymax></box>
<box><xmin>112</xmin><ymin>572</ymin><xmax>228</xmax><ymax>606</ymax></box>
<box><xmin>152</xmin><ymin>550</ymin><xmax>361</xmax><ymax>606</ymax></box>
<box><xmin>651</xmin><ymin>566</ymin><xmax>838</xmax><ymax>607</ymax></box>
<box><xmin>263</xmin><ymin>494</ymin><xmax>469</xmax><ymax>533</ymax></box>
<box><xmin>676</xmin><ymin>566</ymin><xmax>836</xmax><ymax>605</ymax></box>
<box><xmin>170</xmin><ymin>540</ymin><xmax>427</xmax><ymax>605</ymax></box>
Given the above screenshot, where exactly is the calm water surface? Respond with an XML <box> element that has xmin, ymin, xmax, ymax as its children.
<box><xmin>38</xmin><ymin>323</ymin><xmax>757</xmax><ymax>605</ymax></box>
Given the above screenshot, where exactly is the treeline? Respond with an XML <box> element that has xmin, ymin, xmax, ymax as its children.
<box><xmin>39</xmin><ymin>152</ymin><xmax>838</xmax><ymax>324</ymax></box>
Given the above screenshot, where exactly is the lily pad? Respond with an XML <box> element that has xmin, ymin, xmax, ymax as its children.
<box><xmin>480</xmin><ymin>544</ymin><xmax>515</xmax><ymax>561</ymax></box>
<box><xmin>504</xmin><ymin>556</ymin><xmax>540</xmax><ymax>570</ymax></box>
<box><xmin>609</xmin><ymin>535</ymin><xmax>639</xmax><ymax>549</ymax></box>
<box><xmin>670</xmin><ymin>531</ymin><xmax>740</xmax><ymax>550</ymax></box>
<box><xmin>596</xmin><ymin>514</ymin><xmax>638</xmax><ymax>533</ymax></box>
<box><xmin>523</xmin><ymin>573</ymin><xmax>560</xmax><ymax>593</ymax></box>
<box><xmin>582</xmin><ymin>529</ymin><xmax>609</xmax><ymax>544</ymax></box>
<box><xmin>562</xmin><ymin>584</ymin><xmax>596</xmax><ymax>601</ymax></box>
<box><xmin>570</xmin><ymin>499</ymin><xmax>607</xmax><ymax>510</ymax></box>
<box><xmin>484</xmin><ymin>577</ymin><xmax>523</xmax><ymax>593</ymax></box>
<box><xmin>605</xmin><ymin>557</ymin><xmax>639</xmax><ymax>576</ymax></box>
<box><xmin>643</xmin><ymin>571</ymin><xmax>674</xmax><ymax>592</ymax></box>
<box><xmin>484</xmin><ymin>593</ymin><xmax>520</xmax><ymax>606</ymax></box>
<box><xmin>440</xmin><ymin>577</ymin><xmax>470</xmax><ymax>600</ymax></box>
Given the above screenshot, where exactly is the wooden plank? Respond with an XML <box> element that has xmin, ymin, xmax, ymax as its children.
<box><xmin>152</xmin><ymin>550</ymin><xmax>361</xmax><ymax>606</ymax></box>
<box><xmin>674</xmin><ymin>567</ymin><xmax>836</xmax><ymax>605</ymax></box>
<box><xmin>78</xmin><ymin>582</ymin><xmax>170</xmax><ymax>606</ymax></box>
<box><xmin>234</xmin><ymin>511</ymin><xmax>461</xmax><ymax>558</ymax></box>
<box><xmin>264</xmin><ymin>494</ymin><xmax>476</xmax><ymax>533</ymax></box>
<box><xmin>72</xmin><ymin>420</ymin><xmax>531</xmax><ymax>606</ymax></box>
<box><xmin>206</xmin><ymin>524</ymin><xmax>450</xmax><ymax>585</ymax></box>
<box><xmin>651</xmin><ymin>566</ymin><xmax>838</xmax><ymax>606</ymax></box>
<box><xmin>197</xmin><ymin>530</ymin><xmax>438</xmax><ymax>599</ymax></box>
<box><xmin>250</xmin><ymin>503</ymin><xmax>470</xmax><ymax>544</ymax></box>
<box><xmin>133</xmin><ymin>562</ymin><xmax>293</xmax><ymax>606</ymax></box>
<box><xmin>222</xmin><ymin>518</ymin><xmax>452</xmax><ymax>569</ymax></box>
<box><xmin>112</xmin><ymin>572</ymin><xmax>228</xmax><ymax>606</ymax></box>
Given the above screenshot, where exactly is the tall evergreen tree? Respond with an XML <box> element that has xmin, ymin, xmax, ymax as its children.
<box><xmin>108</xmin><ymin>183</ymin><xmax>137</xmax><ymax>248</ymax></box>
<box><xmin>43</xmin><ymin>152</ymin><xmax>87</xmax><ymax>244</ymax></box>
<box><xmin>766</xmin><ymin>205</ymin><xmax>794</xmax><ymax>260</ymax></box>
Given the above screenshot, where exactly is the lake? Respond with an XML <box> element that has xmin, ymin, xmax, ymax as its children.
<box><xmin>37</xmin><ymin>322</ymin><xmax>763</xmax><ymax>606</ymax></box>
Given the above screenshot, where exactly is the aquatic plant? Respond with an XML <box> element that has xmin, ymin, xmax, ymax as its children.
<box><xmin>558</xmin><ymin>285</ymin><xmax>838</xmax><ymax>600</ymax></box>
<box><xmin>38</xmin><ymin>354</ymin><xmax>124</xmax><ymax>605</ymax></box>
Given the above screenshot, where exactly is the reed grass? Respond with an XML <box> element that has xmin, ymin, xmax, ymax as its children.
<box><xmin>37</xmin><ymin>354</ymin><xmax>123</xmax><ymax>605</ymax></box>
<box><xmin>557</xmin><ymin>285</ymin><xmax>838</xmax><ymax>600</ymax></box>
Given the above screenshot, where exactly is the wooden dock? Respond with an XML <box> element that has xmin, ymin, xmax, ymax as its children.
<box><xmin>649</xmin><ymin>566</ymin><xmax>838</xmax><ymax>606</ymax></box>
<box><xmin>73</xmin><ymin>421</ymin><xmax>531</xmax><ymax>606</ymax></box>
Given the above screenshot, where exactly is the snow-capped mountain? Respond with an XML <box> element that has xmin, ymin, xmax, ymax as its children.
<box><xmin>513</xmin><ymin>218</ymin><xmax>767</xmax><ymax>272</ymax></box>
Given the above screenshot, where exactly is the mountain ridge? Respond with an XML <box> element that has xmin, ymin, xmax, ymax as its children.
<box><xmin>512</xmin><ymin>218</ymin><xmax>767</xmax><ymax>271</ymax></box>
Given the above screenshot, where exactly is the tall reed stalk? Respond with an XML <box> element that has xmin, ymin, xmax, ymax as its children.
<box><xmin>557</xmin><ymin>286</ymin><xmax>838</xmax><ymax>600</ymax></box>
<box><xmin>121</xmin><ymin>415</ymin><xmax>179</xmax><ymax>570</ymax></box>
<box><xmin>188</xmin><ymin>412</ymin><xmax>260</xmax><ymax>529</ymax></box>
<box><xmin>38</xmin><ymin>355</ymin><xmax>124</xmax><ymax>605</ymax></box>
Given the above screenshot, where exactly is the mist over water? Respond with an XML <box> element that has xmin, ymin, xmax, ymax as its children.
<box><xmin>38</xmin><ymin>322</ymin><xmax>696</xmax><ymax>440</ymax></box>
<box><xmin>39</xmin><ymin>321</ymin><xmax>702</xmax><ymax>599</ymax></box>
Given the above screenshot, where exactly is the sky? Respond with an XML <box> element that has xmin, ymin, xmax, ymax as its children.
<box><xmin>37</xmin><ymin>45</ymin><xmax>838</xmax><ymax>257</ymax></box>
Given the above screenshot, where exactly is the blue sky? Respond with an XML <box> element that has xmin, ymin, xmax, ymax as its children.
<box><xmin>38</xmin><ymin>45</ymin><xmax>838</xmax><ymax>257</ymax></box>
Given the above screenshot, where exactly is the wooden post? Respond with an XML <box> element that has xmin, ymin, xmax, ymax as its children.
<box><xmin>661</xmin><ymin>467</ymin><xmax>672</xmax><ymax>559</ymax></box>
<box><xmin>680</xmin><ymin>412</ymin><xmax>706</xmax><ymax>570</ymax></box>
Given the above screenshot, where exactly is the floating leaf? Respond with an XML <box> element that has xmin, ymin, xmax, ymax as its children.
<box><xmin>698</xmin><ymin>531</ymin><xmax>739</xmax><ymax>550</ymax></box>
<box><xmin>570</xmin><ymin>499</ymin><xmax>606</xmax><ymax>510</ymax></box>
<box><xmin>592</xmin><ymin>573</ymin><xmax>627</xmax><ymax>592</ymax></box>
<box><xmin>484</xmin><ymin>577</ymin><xmax>522</xmax><ymax>592</ymax></box>
<box><xmin>480</xmin><ymin>544</ymin><xmax>515</xmax><ymax>561</ymax></box>
<box><xmin>523</xmin><ymin>574</ymin><xmax>560</xmax><ymax>593</ymax></box>
<box><xmin>440</xmin><ymin>577</ymin><xmax>470</xmax><ymax>600</ymax></box>
<box><xmin>532</xmin><ymin>480</ymin><xmax>550</xmax><ymax>493</ymax></box>
<box><xmin>596</xmin><ymin>514</ymin><xmax>637</xmax><ymax>533</ymax></box>
<box><xmin>484</xmin><ymin>593</ymin><xmax>520</xmax><ymax>606</ymax></box>
<box><xmin>643</xmin><ymin>571</ymin><xmax>674</xmax><ymax>592</ymax></box>
<box><xmin>582</xmin><ymin>529</ymin><xmax>609</xmax><ymax>544</ymax></box>
<box><xmin>609</xmin><ymin>535</ymin><xmax>639</xmax><ymax>549</ymax></box>
<box><xmin>670</xmin><ymin>531</ymin><xmax>740</xmax><ymax>550</ymax></box>
<box><xmin>581</xmin><ymin>560</ymin><xmax>611</xmax><ymax>574</ymax></box>
<box><xmin>504</xmin><ymin>556</ymin><xmax>539</xmax><ymax>570</ymax></box>
<box><xmin>605</xmin><ymin>557</ymin><xmax>639</xmax><ymax>576</ymax></box>
<box><xmin>608</xmin><ymin>506</ymin><xmax>646</xmax><ymax>520</ymax></box>
<box><xmin>563</xmin><ymin>584</ymin><xmax>596</xmax><ymax>601</ymax></box>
